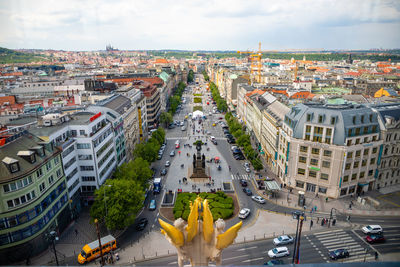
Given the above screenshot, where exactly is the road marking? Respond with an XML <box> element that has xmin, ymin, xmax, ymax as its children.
<box><xmin>242</xmin><ymin>257</ymin><xmax>263</xmax><ymax>263</ymax></box>
<box><xmin>157</xmin><ymin>212</ymin><xmax>159</xmax><ymax>217</ymax></box>
<box><xmin>168</xmin><ymin>261</ymin><xmax>177</xmax><ymax>265</ymax></box>
<box><xmin>236</xmin><ymin>246</ymin><xmax>258</xmax><ymax>251</ymax></box>
<box><xmin>314</xmin><ymin>229</ymin><xmax>344</xmax><ymax>236</ymax></box>
<box><xmin>223</xmin><ymin>254</ymin><xmax>249</xmax><ymax>261</ymax></box>
<box><xmin>317</xmin><ymin>234</ymin><xmax>349</xmax><ymax>241</ymax></box>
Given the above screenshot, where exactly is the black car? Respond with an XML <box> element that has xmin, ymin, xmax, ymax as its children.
<box><xmin>136</xmin><ymin>218</ymin><xmax>148</xmax><ymax>231</ymax></box>
<box><xmin>225</xmin><ymin>133</ymin><xmax>233</xmax><ymax>138</ymax></box>
<box><xmin>240</xmin><ymin>179</ymin><xmax>248</xmax><ymax>187</ymax></box>
<box><xmin>329</xmin><ymin>249</ymin><xmax>349</xmax><ymax>260</ymax></box>
<box><xmin>223</xmin><ymin>129</ymin><xmax>230</xmax><ymax>134</ymax></box>
<box><xmin>264</xmin><ymin>259</ymin><xmax>284</xmax><ymax>265</ymax></box>
<box><xmin>227</xmin><ymin>138</ymin><xmax>236</xmax><ymax>144</ymax></box>
<box><xmin>243</xmin><ymin>188</ymin><xmax>252</xmax><ymax>196</ymax></box>
<box><xmin>222</xmin><ymin>125</ymin><xmax>229</xmax><ymax>129</ymax></box>
<box><xmin>235</xmin><ymin>154</ymin><xmax>245</xmax><ymax>160</ymax></box>
<box><xmin>212</xmin><ymin>139</ymin><xmax>218</xmax><ymax>145</ymax></box>
<box><xmin>160</xmin><ymin>169</ymin><xmax>167</xmax><ymax>176</ymax></box>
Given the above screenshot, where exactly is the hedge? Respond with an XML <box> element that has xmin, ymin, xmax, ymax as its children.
<box><xmin>194</xmin><ymin>97</ymin><xmax>202</xmax><ymax>103</ymax></box>
<box><xmin>173</xmin><ymin>192</ymin><xmax>234</xmax><ymax>221</ymax></box>
<box><xmin>193</xmin><ymin>106</ymin><xmax>203</xmax><ymax>112</ymax></box>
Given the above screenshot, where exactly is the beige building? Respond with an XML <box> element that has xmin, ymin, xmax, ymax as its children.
<box><xmin>281</xmin><ymin>103</ymin><xmax>382</xmax><ymax>198</ymax></box>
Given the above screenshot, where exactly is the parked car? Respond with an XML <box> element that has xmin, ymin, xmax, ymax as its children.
<box><xmin>329</xmin><ymin>248</ymin><xmax>349</xmax><ymax>260</ymax></box>
<box><xmin>264</xmin><ymin>259</ymin><xmax>284</xmax><ymax>265</ymax></box>
<box><xmin>181</xmin><ymin>126</ymin><xmax>186</xmax><ymax>131</ymax></box>
<box><xmin>362</xmin><ymin>225</ymin><xmax>383</xmax><ymax>234</ymax></box>
<box><xmin>268</xmin><ymin>247</ymin><xmax>290</xmax><ymax>258</ymax></box>
<box><xmin>233</xmin><ymin>148</ymin><xmax>242</xmax><ymax>154</ymax></box>
<box><xmin>136</xmin><ymin>218</ymin><xmax>148</xmax><ymax>231</ymax></box>
<box><xmin>240</xmin><ymin>179</ymin><xmax>248</xmax><ymax>187</ymax></box>
<box><xmin>366</xmin><ymin>234</ymin><xmax>385</xmax><ymax>243</ymax></box>
<box><xmin>211</xmin><ymin>139</ymin><xmax>218</xmax><ymax>145</ymax></box>
<box><xmin>243</xmin><ymin>188</ymin><xmax>252</xmax><ymax>196</ymax></box>
<box><xmin>245</xmin><ymin>167</ymin><xmax>251</xmax><ymax>173</ymax></box>
<box><xmin>170</xmin><ymin>151</ymin><xmax>175</xmax><ymax>157</ymax></box>
<box><xmin>160</xmin><ymin>169</ymin><xmax>167</xmax><ymax>176</ymax></box>
<box><xmin>252</xmin><ymin>196</ymin><xmax>266</xmax><ymax>204</ymax></box>
<box><xmin>157</xmin><ymin>154</ymin><xmax>162</xmax><ymax>160</ymax></box>
<box><xmin>149</xmin><ymin>199</ymin><xmax>156</xmax><ymax>210</ymax></box>
<box><xmin>227</xmin><ymin>138</ymin><xmax>236</xmax><ymax>144</ymax></box>
<box><xmin>165</xmin><ymin>161</ymin><xmax>171</xmax><ymax>167</ymax></box>
<box><xmin>238</xmin><ymin>208</ymin><xmax>251</xmax><ymax>219</ymax></box>
<box><xmin>223</xmin><ymin>129</ymin><xmax>230</xmax><ymax>134</ymax></box>
<box><xmin>231</xmin><ymin>146</ymin><xmax>238</xmax><ymax>151</ymax></box>
<box><xmin>234</xmin><ymin>153</ymin><xmax>245</xmax><ymax>160</ymax></box>
<box><xmin>273</xmin><ymin>235</ymin><xmax>294</xmax><ymax>246</ymax></box>
<box><xmin>222</xmin><ymin>125</ymin><xmax>229</xmax><ymax>129</ymax></box>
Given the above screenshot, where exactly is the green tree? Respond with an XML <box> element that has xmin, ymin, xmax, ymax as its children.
<box><xmin>152</xmin><ymin>127</ymin><xmax>166</xmax><ymax>144</ymax></box>
<box><xmin>232</xmin><ymin>129</ymin><xmax>243</xmax><ymax>139</ymax></box>
<box><xmin>113</xmin><ymin>157</ymin><xmax>152</xmax><ymax>188</ymax></box>
<box><xmin>187</xmin><ymin>70</ymin><xmax>194</xmax><ymax>83</ymax></box>
<box><xmin>160</xmin><ymin>112</ymin><xmax>173</xmax><ymax>127</ymax></box>
<box><xmin>90</xmin><ymin>179</ymin><xmax>145</xmax><ymax>230</ymax></box>
<box><xmin>237</xmin><ymin>134</ymin><xmax>251</xmax><ymax>147</ymax></box>
<box><xmin>251</xmin><ymin>158</ymin><xmax>264</xmax><ymax>171</ymax></box>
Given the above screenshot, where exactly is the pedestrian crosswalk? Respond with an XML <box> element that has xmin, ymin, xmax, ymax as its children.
<box><xmin>312</xmin><ymin>229</ymin><xmax>375</xmax><ymax>263</ymax></box>
<box><xmin>231</xmin><ymin>174</ymin><xmax>252</xmax><ymax>181</ymax></box>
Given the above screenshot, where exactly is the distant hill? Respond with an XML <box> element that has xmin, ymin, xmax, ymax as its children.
<box><xmin>0</xmin><ymin>47</ymin><xmax>48</xmax><ymax>64</ymax></box>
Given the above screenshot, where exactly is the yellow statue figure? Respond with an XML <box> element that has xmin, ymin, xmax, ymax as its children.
<box><xmin>159</xmin><ymin>196</ymin><xmax>242</xmax><ymax>266</ymax></box>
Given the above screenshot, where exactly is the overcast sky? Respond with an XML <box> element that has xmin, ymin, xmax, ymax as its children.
<box><xmin>1</xmin><ymin>0</ymin><xmax>399</xmax><ymax>51</ymax></box>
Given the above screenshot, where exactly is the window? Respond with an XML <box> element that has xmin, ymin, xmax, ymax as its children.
<box><xmin>351</xmin><ymin>173</ymin><xmax>357</xmax><ymax>180</ymax></box>
<box><xmin>348</xmin><ymin>186</ymin><xmax>356</xmax><ymax>194</ymax></box>
<box><xmin>362</xmin><ymin>160</ymin><xmax>367</xmax><ymax>167</ymax></box>
<box><xmin>297</xmin><ymin>168</ymin><xmax>306</xmax><ymax>175</ymax></box>
<box><xmin>305</xmin><ymin>125</ymin><xmax>311</xmax><ymax>133</ymax></box>
<box><xmin>345</xmin><ymin>163</ymin><xmax>351</xmax><ymax>170</ymax></box>
<box><xmin>7</xmin><ymin>200</ymin><xmax>14</xmax><ymax>208</ymax></box>
<box><xmin>355</xmin><ymin>128</ymin><xmax>360</xmax><ymax>135</ymax></box>
<box><xmin>311</xmin><ymin>148</ymin><xmax>320</xmax><ymax>155</ymax></box>
<box><xmin>80</xmin><ymin>166</ymin><xmax>94</xmax><ymax>171</ymax></box>
<box><xmin>48</xmin><ymin>175</ymin><xmax>54</xmax><ymax>185</ymax></box>
<box><xmin>10</xmin><ymin>163</ymin><xmax>20</xmax><ymax>173</ymax></box>
<box><xmin>300</xmin><ymin>146</ymin><xmax>308</xmax><ymax>153</ymax></box>
<box><xmin>372</xmin><ymin>125</ymin><xmax>377</xmax><ymax>133</ymax></box>
<box><xmin>326</xmin><ymin>128</ymin><xmax>332</xmax><ymax>136</ymax></box>
<box><xmin>330</xmin><ymin>117</ymin><xmax>336</xmax><ymax>125</ymax></box>
<box><xmin>46</xmin><ymin>161</ymin><xmax>52</xmax><ymax>171</ymax></box>
<box><xmin>347</xmin><ymin>152</ymin><xmax>353</xmax><ymax>158</ymax></box>
<box><xmin>307</xmin><ymin>114</ymin><xmax>312</xmax><ymax>122</ymax></box>
<box><xmin>361</xmin><ymin>115</ymin><xmax>364</xmax><ymax>123</ymax></box>
<box><xmin>355</xmin><ymin>150</ymin><xmax>361</xmax><ymax>157</ymax></box>
<box><xmin>360</xmin><ymin>171</ymin><xmax>365</xmax><ymax>179</ymax></box>
<box><xmin>39</xmin><ymin>182</ymin><xmax>46</xmax><ymax>193</ymax></box>
<box><xmin>323</xmin><ymin>150</ymin><xmax>332</xmax><ymax>157</ymax></box>
<box><xmin>368</xmin><ymin>170</ymin><xmax>374</xmax><ymax>176</ymax></box>
<box><xmin>355</xmin><ymin>138</ymin><xmax>360</xmax><ymax>145</ymax></box>
<box><xmin>352</xmin><ymin>116</ymin><xmax>356</xmax><ymax>124</ymax></box>
<box><xmin>322</xmin><ymin>161</ymin><xmax>330</xmax><ymax>168</ymax></box>
<box><xmin>348</xmin><ymin>129</ymin><xmax>352</xmax><ymax>136</ymax></box>
<box><xmin>310</xmin><ymin>158</ymin><xmax>319</xmax><ymax>166</ymax></box>
<box><xmin>309</xmin><ymin>170</ymin><xmax>317</xmax><ymax>178</ymax></box>
<box><xmin>347</xmin><ymin>140</ymin><xmax>352</xmax><ymax>146</ymax></box>
<box><xmin>343</xmin><ymin>175</ymin><xmax>349</xmax><ymax>182</ymax></box>
<box><xmin>77</xmin><ymin>143</ymin><xmax>91</xmax><ymax>149</ymax></box>
<box><xmin>320</xmin><ymin>173</ymin><xmax>329</xmax><ymax>180</ymax></box>
<box><xmin>56</xmin><ymin>168</ymin><xmax>62</xmax><ymax>177</ymax></box>
<box><xmin>318</xmin><ymin>115</ymin><xmax>323</xmax><ymax>123</ymax></box>
<box><xmin>363</xmin><ymin>127</ymin><xmax>368</xmax><ymax>134</ymax></box>
<box><xmin>78</xmin><ymin>154</ymin><xmax>93</xmax><ymax>160</ymax></box>
<box><xmin>363</xmin><ymin>137</ymin><xmax>368</xmax><ymax>143</ymax></box>
<box><xmin>80</xmin><ymin>130</ymin><xmax>86</xmax><ymax>136</ymax></box>
<box><xmin>318</xmin><ymin>186</ymin><xmax>327</xmax><ymax>194</ymax></box>
<box><xmin>369</xmin><ymin>114</ymin><xmax>373</xmax><ymax>122</ymax></box>
<box><xmin>296</xmin><ymin>181</ymin><xmax>304</xmax><ymax>188</ymax></box>
<box><xmin>353</xmin><ymin>161</ymin><xmax>359</xmax><ymax>168</ymax></box>
<box><xmin>372</xmin><ymin>135</ymin><xmax>377</xmax><ymax>141</ymax></box>
<box><xmin>54</xmin><ymin>156</ymin><xmax>59</xmax><ymax>165</ymax></box>
<box><xmin>299</xmin><ymin>156</ymin><xmax>307</xmax><ymax>163</ymax></box>
<box><xmin>81</xmin><ymin>176</ymin><xmax>96</xmax><ymax>182</ymax></box>
<box><xmin>370</xmin><ymin>158</ymin><xmax>376</xmax><ymax>165</ymax></box>
<box><xmin>363</xmin><ymin>148</ymin><xmax>369</xmax><ymax>156</ymax></box>
<box><xmin>36</xmin><ymin>168</ymin><xmax>43</xmax><ymax>178</ymax></box>
<box><xmin>340</xmin><ymin>188</ymin><xmax>348</xmax><ymax>196</ymax></box>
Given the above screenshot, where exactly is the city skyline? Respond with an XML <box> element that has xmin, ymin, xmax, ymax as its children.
<box><xmin>1</xmin><ymin>0</ymin><xmax>400</xmax><ymax>51</ymax></box>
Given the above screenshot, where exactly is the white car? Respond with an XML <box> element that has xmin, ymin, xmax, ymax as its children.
<box><xmin>244</xmin><ymin>162</ymin><xmax>250</xmax><ymax>168</ymax></box>
<box><xmin>273</xmin><ymin>235</ymin><xmax>294</xmax><ymax>246</ymax></box>
<box><xmin>268</xmin><ymin>247</ymin><xmax>290</xmax><ymax>258</ymax></box>
<box><xmin>231</xmin><ymin>146</ymin><xmax>238</xmax><ymax>151</ymax></box>
<box><xmin>362</xmin><ymin>225</ymin><xmax>383</xmax><ymax>234</ymax></box>
<box><xmin>165</xmin><ymin>161</ymin><xmax>171</xmax><ymax>167</ymax></box>
<box><xmin>238</xmin><ymin>208</ymin><xmax>251</xmax><ymax>219</ymax></box>
<box><xmin>245</xmin><ymin>167</ymin><xmax>251</xmax><ymax>173</ymax></box>
<box><xmin>251</xmin><ymin>196</ymin><xmax>266</xmax><ymax>204</ymax></box>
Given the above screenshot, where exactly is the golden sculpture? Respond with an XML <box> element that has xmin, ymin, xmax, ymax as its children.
<box><xmin>159</xmin><ymin>196</ymin><xmax>242</xmax><ymax>266</ymax></box>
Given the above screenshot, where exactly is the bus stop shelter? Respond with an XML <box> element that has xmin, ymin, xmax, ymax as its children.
<box><xmin>264</xmin><ymin>180</ymin><xmax>281</xmax><ymax>198</ymax></box>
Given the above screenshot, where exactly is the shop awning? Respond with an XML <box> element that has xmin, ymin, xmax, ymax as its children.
<box><xmin>264</xmin><ymin>180</ymin><xmax>281</xmax><ymax>192</ymax></box>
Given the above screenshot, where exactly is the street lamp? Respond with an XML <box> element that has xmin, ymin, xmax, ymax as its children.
<box><xmin>103</xmin><ymin>184</ymin><xmax>112</xmax><ymax>234</ymax></box>
<box><xmin>46</xmin><ymin>230</ymin><xmax>59</xmax><ymax>266</ymax></box>
<box><xmin>292</xmin><ymin>211</ymin><xmax>305</xmax><ymax>264</ymax></box>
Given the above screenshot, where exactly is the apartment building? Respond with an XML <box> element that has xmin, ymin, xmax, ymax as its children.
<box><xmin>29</xmin><ymin>112</ymin><xmax>117</xmax><ymax>206</ymax></box>
<box><xmin>0</xmin><ymin>131</ymin><xmax>69</xmax><ymax>263</ymax></box>
<box><xmin>282</xmin><ymin>103</ymin><xmax>382</xmax><ymax>199</ymax></box>
<box><xmin>374</xmin><ymin>104</ymin><xmax>400</xmax><ymax>189</ymax></box>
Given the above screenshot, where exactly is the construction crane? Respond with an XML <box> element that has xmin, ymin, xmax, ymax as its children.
<box><xmin>237</xmin><ymin>42</ymin><xmax>263</xmax><ymax>84</ymax></box>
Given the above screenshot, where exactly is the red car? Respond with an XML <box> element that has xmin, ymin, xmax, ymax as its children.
<box><xmin>366</xmin><ymin>234</ymin><xmax>385</xmax><ymax>243</ymax></box>
<box><xmin>175</xmin><ymin>144</ymin><xmax>180</xmax><ymax>149</ymax></box>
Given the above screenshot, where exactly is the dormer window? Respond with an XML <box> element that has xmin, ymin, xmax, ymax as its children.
<box><xmin>17</xmin><ymin>151</ymin><xmax>36</xmax><ymax>164</ymax></box>
<box><xmin>30</xmin><ymin>146</ymin><xmax>45</xmax><ymax>157</ymax></box>
<box><xmin>352</xmin><ymin>116</ymin><xmax>356</xmax><ymax>124</ymax></box>
<box><xmin>2</xmin><ymin>157</ymin><xmax>20</xmax><ymax>173</ymax></box>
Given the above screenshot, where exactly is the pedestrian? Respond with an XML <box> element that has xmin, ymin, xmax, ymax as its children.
<box><xmin>347</xmin><ymin>215</ymin><xmax>351</xmax><ymax>221</ymax></box>
<box><xmin>316</xmin><ymin>192</ymin><xmax>319</xmax><ymax>198</ymax></box>
<box><xmin>317</xmin><ymin>217</ymin><xmax>319</xmax><ymax>223</ymax></box>
<box><xmin>321</xmin><ymin>219</ymin><xmax>324</xmax><ymax>226</ymax></box>
<box><xmin>75</xmin><ymin>229</ymin><xmax>78</xmax><ymax>236</ymax></box>
<box><xmin>375</xmin><ymin>251</ymin><xmax>378</xmax><ymax>260</ymax></box>
<box><xmin>310</xmin><ymin>220</ymin><xmax>313</xmax><ymax>229</ymax></box>
<box><xmin>349</xmin><ymin>203</ymin><xmax>352</xmax><ymax>210</ymax></box>
<box><xmin>332</xmin><ymin>219</ymin><xmax>336</xmax><ymax>226</ymax></box>
<box><xmin>325</xmin><ymin>197</ymin><xmax>328</xmax><ymax>203</ymax></box>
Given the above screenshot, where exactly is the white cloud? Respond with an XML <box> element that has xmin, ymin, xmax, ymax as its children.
<box><xmin>0</xmin><ymin>0</ymin><xmax>399</xmax><ymax>50</ymax></box>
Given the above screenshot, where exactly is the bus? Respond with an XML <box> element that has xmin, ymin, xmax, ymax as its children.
<box><xmin>77</xmin><ymin>235</ymin><xmax>117</xmax><ymax>264</ymax></box>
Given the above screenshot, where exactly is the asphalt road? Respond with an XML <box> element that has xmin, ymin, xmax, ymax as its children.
<box><xmin>115</xmin><ymin>74</ymin><xmax>400</xmax><ymax>264</ymax></box>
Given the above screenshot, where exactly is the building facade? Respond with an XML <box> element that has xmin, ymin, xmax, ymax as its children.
<box><xmin>0</xmin><ymin>131</ymin><xmax>70</xmax><ymax>263</ymax></box>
